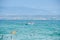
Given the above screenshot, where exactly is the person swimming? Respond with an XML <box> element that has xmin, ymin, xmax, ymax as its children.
<box><xmin>11</xmin><ymin>31</ymin><xmax>16</xmax><ymax>35</ymax></box>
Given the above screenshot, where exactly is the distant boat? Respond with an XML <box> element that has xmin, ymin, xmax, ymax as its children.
<box><xmin>25</xmin><ymin>22</ymin><xmax>34</xmax><ymax>25</ymax></box>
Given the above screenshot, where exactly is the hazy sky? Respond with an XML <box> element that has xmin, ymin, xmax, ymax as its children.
<box><xmin>0</xmin><ymin>0</ymin><xmax>60</xmax><ymax>16</ymax></box>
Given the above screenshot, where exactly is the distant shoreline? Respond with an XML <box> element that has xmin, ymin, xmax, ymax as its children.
<box><xmin>0</xmin><ymin>15</ymin><xmax>60</xmax><ymax>20</ymax></box>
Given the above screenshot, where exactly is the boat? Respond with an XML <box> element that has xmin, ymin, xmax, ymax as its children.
<box><xmin>25</xmin><ymin>22</ymin><xmax>34</xmax><ymax>25</ymax></box>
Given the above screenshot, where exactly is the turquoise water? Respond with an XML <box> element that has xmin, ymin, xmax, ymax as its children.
<box><xmin>0</xmin><ymin>20</ymin><xmax>60</xmax><ymax>40</ymax></box>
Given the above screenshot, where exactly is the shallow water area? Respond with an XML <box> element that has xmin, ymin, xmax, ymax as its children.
<box><xmin>0</xmin><ymin>20</ymin><xmax>60</xmax><ymax>40</ymax></box>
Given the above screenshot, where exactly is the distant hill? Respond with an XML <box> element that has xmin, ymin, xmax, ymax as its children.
<box><xmin>0</xmin><ymin>15</ymin><xmax>60</xmax><ymax>20</ymax></box>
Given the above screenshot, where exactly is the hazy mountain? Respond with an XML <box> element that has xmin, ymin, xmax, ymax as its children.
<box><xmin>0</xmin><ymin>15</ymin><xmax>60</xmax><ymax>20</ymax></box>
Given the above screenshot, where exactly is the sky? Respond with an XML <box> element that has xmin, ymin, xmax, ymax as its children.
<box><xmin>0</xmin><ymin>0</ymin><xmax>60</xmax><ymax>16</ymax></box>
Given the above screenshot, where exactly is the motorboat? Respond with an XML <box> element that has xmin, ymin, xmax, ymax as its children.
<box><xmin>25</xmin><ymin>22</ymin><xmax>34</xmax><ymax>25</ymax></box>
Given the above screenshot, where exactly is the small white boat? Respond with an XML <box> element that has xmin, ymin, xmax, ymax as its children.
<box><xmin>27</xmin><ymin>22</ymin><xmax>34</xmax><ymax>25</ymax></box>
<box><xmin>25</xmin><ymin>22</ymin><xmax>35</xmax><ymax>25</ymax></box>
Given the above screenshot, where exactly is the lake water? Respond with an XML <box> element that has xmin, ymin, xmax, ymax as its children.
<box><xmin>0</xmin><ymin>20</ymin><xmax>60</xmax><ymax>40</ymax></box>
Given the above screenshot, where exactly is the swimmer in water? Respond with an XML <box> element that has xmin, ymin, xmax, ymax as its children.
<box><xmin>11</xmin><ymin>31</ymin><xmax>16</xmax><ymax>35</ymax></box>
